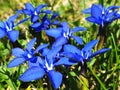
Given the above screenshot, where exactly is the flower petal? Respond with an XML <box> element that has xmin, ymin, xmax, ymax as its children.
<box><xmin>23</xmin><ymin>9</ymin><xmax>32</xmax><ymax>15</ymax></box>
<box><xmin>45</xmin><ymin>28</ymin><xmax>62</xmax><ymax>38</ymax></box>
<box><xmin>41</xmin><ymin>48</ymin><xmax>50</xmax><ymax>56</ymax></box>
<box><xmin>52</xmin><ymin>20</ymin><xmax>60</xmax><ymax>25</ymax></box>
<box><xmin>71</xmin><ymin>26</ymin><xmax>86</xmax><ymax>34</ymax></box>
<box><xmin>52</xmin><ymin>36</ymin><xmax>68</xmax><ymax>48</ymax></box>
<box><xmin>105</xmin><ymin>11</ymin><xmax>118</xmax><ymax>23</ymax></box>
<box><xmin>8</xmin><ymin>57</ymin><xmax>26</xmax><ymax>68</ymax></box>
<box><xmin>35</xmin><ymin>44</ymin><xmax>49</xmax><ymax>53</ymax></box>
<box><xmin>0</xmin><ymin>28</ymin><xmax>6</xmax><ymax>38</ymax></box>
<box><xmin>51</xmin><ymin>13</ymin><xmax>59</xmax><ymax>20</ymax></box>
<box><xmin>64</xmin><ymin>44</ymin><xmax>81</xmax><ymax>54</ymax></box>
<box><xmin>82</xmin><ymin>8</ymin><xmax>91</xmax><ymax>14</ymax></box>
<box><xmin>16</xmin><ymin>10</ymin><xmax>23</xmax><ymax>14</ymax></box>
<box><xmin>26</xmin><ymin>38</ymin><xmax>36</xmax><ymax>52</ymax></box>
<box><xmin>60</xmin><ymin>22</ymin><xmax>69</xmax><ymax>32</ymax></box>
<box><xmin>12</xmin><ymin>48</ymin><xmax>24</xmax><ymax>57</ymax></box>
<box><xmin>16</xmin><ymin>18</ymin><xmax>29</xmax><ymax>26</ymax></box>
<box><xmin>31</xmin><ymin>15</ymin><xmax>39</xmax><ymax>22</ymax></box>
<box><xmin>31</xmin><ymin>22</ymin><xmax>41</xmax><ymax>28</ymax></box>
<box><xmin>42</xmin><ymin>10</ymin><xmax>52</xmax><ymax>14</ymax></box>
<box><xmin>90</xmin><ymin>48</ymin><xmax>110</xmax><ymax>58</ymax></box>
<box><xmin>36</xmin><ymin>4</ymin><xmax>47</xmax><ymax>13</ymax></box>
<box><xmin>72</xmin><ymin>36</ymin><xmax>83</xmax><ymax>45</ymax></box>
<box><xmin>19</xmin><ymin>66</ymin><xmax>45</xmax><ymax>82</ymax></box>
<box><xmin>82</xmin><ymin>40</ymin><xmax>98</xmax><ymax>51</ymax></box>
<box><xmin>48</xmin><ymin>70</ymin><xmax>62</xmax><ymax>89</ymax></box>
<box><xmin>86</xmin><ymin>17</ymin><xmax>100</xmax><ymax>24</ymax></box>
<box><xmin>47</xmin><ymin>46</ymin><xmax>62</xmax><ymax>60</ymax></box>
<box><xmin>54</xmin><ymin>57</ymin><xmax>76</xmax><ymax>66</ymax></box>
<box><xmin>112</xmin><ymin>13</ymin><xmax>120</xmax><ymax>20</ymax></box>
<box><xmin>25</xmin><ymin>3</ymin><xmax>34</xmax><ymax>12</ymax></box>
<box><xmin>91</xmin><ymin>4</ymin><xmax>102</xmax><ymax>20</ymax></box>
<box><xmin>0</xmin><ymin>21</ymin><xmax>5</xmax><ymax>28</ymax></box>
<box><xmin>28</xmin><ymin>56</ymin><xmax>43</xmax><ymax>67</ymax></box>
<box><xmin>63</xmin><ymin>52</ymin><xmax>82</xmax><ymax>62</ymax></box>
<box><xmin>8</xmin><ymin>14</ymin><xmax>19</xmax><ymax>22</ymax></box>
<box><xmin>106</xmin><ymin>6</ymin><xmax>120</xmax><ymax>13</ymax></box>
<box><xmin>7</xmin><ymin>30</ymin><xmax>19</xmax><ymax>42</ymax></box>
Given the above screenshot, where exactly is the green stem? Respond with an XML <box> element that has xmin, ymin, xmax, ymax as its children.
<box><xmin>110</xmin><ymin>33</ymin><xmax>119</xmax><ymax>63</ymax></box>
<box><xmin>46</xmin><ymin>76</ymin><xmax>53</xmax><ymax>90</ymax></box>
<box><xmin>79</xmin><ymin>63</ymin><xmax>89</xmax><ymax>90</ymax></box>
<box><xmin>38</xmin><ymin>79</ymin><xmax>44</xmax><ymax>90</ymax></box>
<box><xmin>77</xmin><ymin>75</ymin><xmax>89</xmax><ymax>90</ymax></box>
<box><xmin>96</xmin><ymin>25</ymin><xmax>106</xmax><ymax>50</ymax></box>
<box><xmin>0</xmin><ymin>69</ymin><xmax>16</xmax><ymax>90</ymax></box>
<box><xmin>6</xmin><ymin>78</ymin><xmax>17</xmax><ymax>90</ymax></box>
<box><xmin>88</xmin><ymin>65</ymin><xmax>107</xmax><ymax>90</ymax></box>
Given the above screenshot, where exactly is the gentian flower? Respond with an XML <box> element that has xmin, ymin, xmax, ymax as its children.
<box><xmin>82</xmin><ymin>4</ymin><xmax>120</xmax><ymax>26</ymax></box>
<box><xmin>0</xmin><ymin>14</ymin><xmax>20</xmax><ymax>42</ymax></box>
<box><xmin>46</xmin><ymin>22</ymin><xmax>86</xmax><ymax>47</ymax></box>
<box><xmin>19</xmin><ymin>46</ymin><xmax>74</xmax><ymax>89</ymax></box>
<box><xmin>8</xmin><ymin>38</ymin><xmax>49</xmax><ymax>68</ymax></box>
<box><xmin>31</xmin><ymin>13</ymin><xmax>59</xmax><ymax>32</ymax></box>
<box><xmin>18</xmin><ymin>2</ymin><xmax>51</xmax><ymax>23</ymax></box>
<box><xmin>63</xmin><ymin>40</ymin><xmax>110</xmax><ymax>64</ymax></box>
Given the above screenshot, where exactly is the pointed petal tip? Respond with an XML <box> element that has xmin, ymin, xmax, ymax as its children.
<box><xmin>82</xmin><ymin>8</ymin><xmax>91</xmax><ymax>14</ymax></box>
<box><xmin>8</xmin><ymin>30</ymin><xmax>19</xmax><ymax>42</ymax></box>
<box><xmin>19</xmin><ymin>67</ymin><xmax>45</xmax><ymax>82</ymax></box>
<box><xmin>7</xmin><ymin>64</ymin><xmax>13</xmax><ymax>68</ymax></box>
<box><xmin>7</xmin><ymin>58</ymin><xmax>26</xmax><ymax>68</ymax></box>
<box><xmin>48</xmin><ymin>70</ymin><xmax>63</xmax><ymax>89</ymax></box>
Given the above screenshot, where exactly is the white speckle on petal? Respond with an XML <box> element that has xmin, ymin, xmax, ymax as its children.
<box><xmin>27</xmin><ymin>53</ymin><xmax>32</xmax><ymax>58</ymax></box>
<box><xmin>34</xmin><ymin>11</ymin><xmax>38</xmax><ymax>15</ymax></box>
<box><xmin>45</xmin><ymin>59</ymin><xmax>53</xmax><ymax>71</ymax></box>
<box><xmin>6</xmin><ymin>23</ymin><xmax>12</xmax><ymax>32</ymax></box>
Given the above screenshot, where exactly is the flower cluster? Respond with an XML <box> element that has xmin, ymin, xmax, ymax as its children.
<box><xmin>0</xmin><ymin>2</ymin><xmax>114</xmax><ymax>89</ymax></box>
<box><xmin>82</xmin><ymin>4</ymin><xmax>120</xmax><ymax>27</ymax></box>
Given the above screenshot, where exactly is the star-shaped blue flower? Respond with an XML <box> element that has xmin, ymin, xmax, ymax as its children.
<box><xmin>63</xmin><ymin>40</ymin><xmax>110</xmax><ymax>64</ymax></box>
<box><xmin>31</xmin><ymin>13</ymin><xmax>59</xmax><ymax>32</ymax></box>
<box><xmin>45</xmin><ymin>22</ymin><xmax>86</xmax><ymax>47</ymax></box>
<box><xmin>8</xmin><ymin>38</ymin><xmax>49</xmax><ymax>68</ymax></box>
<box><xmin>0</xmin><ymin>14</ymin><xmax>20</xmax><ymax>42</ymax></box>
<box><xmin>18</xmin><ymin>2</ymin><xmax>51</xmax><ymax>23</ymax></box>
<box><xmin>18</xmin><ymin>46</ymin><xmax>74</xmax><ymax>89</ymax></box>
<box><xmin>82</xmin><ymin>4</ymin><xmax>120</xmax><ymax>26</ymax></box>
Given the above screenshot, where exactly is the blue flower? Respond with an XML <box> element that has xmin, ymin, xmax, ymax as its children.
<box><xmin>8</xmin><ymin>38</ymin><xmax>49</xmax><ymax>68</ymax></box>
<box><xmin>82</xmin><ymin>4</ymin><xmax>120</xmax><ymax>26</ymax></box>
<box><xmin>63</xmin><ymin>40</ymin><xmax>110</xmax><ymax>64</ymax></box>
<box><xmin>18</xmin><ymin>46</ymin><xmax>74</xmax><ymax>89</ymax></box>
<box><xmin>0</xmin><ymin>14</ymin><xmax>20</xmax><ymax>42</ymax></box>
<box><xmin>31</xmin><ymin>13</ymin><xmax>59</xmax><ymax>32</ymax></box>
<box><xmin>18</xmin><ymin>2</ymin><xmax>51</xmax><ymax>23</ymax></box>
<box><xmin>46</xmin><ymin>22</ymin><xmax>86</xmax><ymax>47</ymax></box>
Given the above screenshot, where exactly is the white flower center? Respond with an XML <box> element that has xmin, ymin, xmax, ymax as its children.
<box><xmin>34</xmin><ymin>11</ymin><xmax>38</xmax><ymax>15</ymax></box>
<box><xmin>118</xmin><ymin>11</ymin><xmax>120</xmax><ymax>14</ymax></box>
<box><xmin>27</xmin><ymin>53</ymin><xmax>32</xmax><ymax>58</ymax></box>
<box><xmin>102</xmin><ymin>10</ymin><xmax>105</xmax><ymax>15</ymax></box>
<box><xmin>45</xmin><ymin>60</ymin><xmax>53</xmax><ymax>71</ymax></box>
<box><xmin>108</xmin><ymin>10</ymin><xmax>112</xmax><ymax>13</ymax></box>
<box><xmin>63</xmin><ymin>31</ymin><xmax>70</xmax><ymax>39</ymax></box>
<box><xmin>82</xmin><ymin>51</ymin><xmax>89</xmax><ymax>60</ymax></box>
<box><xmin>6</xmin><ymin>23</ymin><xmax>12</xmax><ymax>32</ymax></box>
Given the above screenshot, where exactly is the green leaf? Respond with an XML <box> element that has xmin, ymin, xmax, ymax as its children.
<box><xmin>69</xmin><ymin>71</ymin><xmax>77</xmax><ymax>77</ymax></box>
